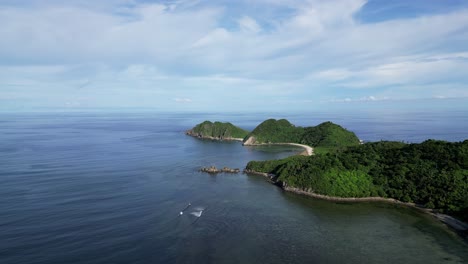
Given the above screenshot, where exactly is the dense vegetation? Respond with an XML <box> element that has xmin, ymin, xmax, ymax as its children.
<box><xmin>243</xmin><ymin>119</ymin><xmax>360</xmax><ymax>150</ymax></box>
<box><xmin>244</xmin><ymin>119</ymin><xmax>304</xmax><ymax>143</ymax></box>
<box><xmin>301</xmin><ymin>121</ymin><xmax>361</xmax><ymax>150</ymax></box>
<box><xmin>246</xmin><ymin>140</ymin><xmax>468</xmax><ymax>221</ymax></box>
<box><xmin>187</xmin><ymin>121</ymin><xmax>249</xmax><ymax>139</ymax></box>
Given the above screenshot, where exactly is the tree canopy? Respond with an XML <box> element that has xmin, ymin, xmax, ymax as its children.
<box><xmin>243</xmin><ymin>119</ymin><xmax>360</xmax><ymax>151</ymax></box>
<box><xmin>246</xmin><ymin>140</ymin><xmax>468</xmax><ymax>221</ymax></box>
<box><xmin>187</xmin><ymin>121</ymin><xmax>249</xmax><ymax>139</ymax></box>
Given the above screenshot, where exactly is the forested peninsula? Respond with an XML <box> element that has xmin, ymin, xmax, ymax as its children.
<box><xmin>246</xmin><ymin>140</ymin><xmax>468</xmax><ymax>224</ymax></box>
<box><xmin>187</xmin><ymin>119</ymin><xmax>468</xmax><ymax>229</ymax></box>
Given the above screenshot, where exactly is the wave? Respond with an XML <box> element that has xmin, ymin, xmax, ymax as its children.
<box><xmin>190</xmin><ymin>210</ymin><xmax>203</xmax><ymax>217</ymax></box>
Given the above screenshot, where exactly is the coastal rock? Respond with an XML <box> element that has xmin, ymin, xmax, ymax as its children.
<box><xmin>200</xmin><ymin>166</ymin><xmax>240</xmax><ymax>174</ymax></box>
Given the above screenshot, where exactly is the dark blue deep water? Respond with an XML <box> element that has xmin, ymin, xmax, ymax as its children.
<box><xmin>0</xmin><ymin>111</ymin><xmax>467</xmax><ymax>264</ymax></box>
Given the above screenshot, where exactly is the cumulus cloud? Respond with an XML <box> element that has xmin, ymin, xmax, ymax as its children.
<box><xmin>1</xmin><ymin>0</ymin><xmax>468</xmax><ymax>111</ymax></box>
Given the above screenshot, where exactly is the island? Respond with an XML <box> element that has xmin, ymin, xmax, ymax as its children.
<box><xmin>243</xmin><ymin>119</ymin><xmax>360</xmax><ymax>154</ymax></box>
<box><xmin>186</xmin><ymin>121</ymin><xmax>249</xmax><ymax>141</ymax></box>
<box><xmin>186</xmin><ymin>119</ymin><xmax>359</xmax><ymax>156</ymax></box>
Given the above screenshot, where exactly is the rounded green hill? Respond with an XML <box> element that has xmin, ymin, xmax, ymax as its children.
<box><xmin>243</xmin><ymin>119</ymin><xmax>360</xmax><ymax>150</ymax></box>
<box><xmin>186</xmin><ymin>121</ymin><xmax>249</xmax><ymax>140</ymax></box>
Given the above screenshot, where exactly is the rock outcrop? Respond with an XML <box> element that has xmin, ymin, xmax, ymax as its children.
<box><xmin>200</xmin><ymin>166</ymin><xmax>240</xmax><ymax>174</ymax></box>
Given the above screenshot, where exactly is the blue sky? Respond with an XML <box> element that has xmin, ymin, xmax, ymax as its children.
<box><xmin>1</xmin><ymin>0</ymin><xmax>468</xmax><ymax>112</ymax></box>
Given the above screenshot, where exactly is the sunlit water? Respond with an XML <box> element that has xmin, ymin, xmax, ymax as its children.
<box><xmin>0</xmin><ymin>111</ymin><xmax>467</xmax><ymax>264</ymax></box>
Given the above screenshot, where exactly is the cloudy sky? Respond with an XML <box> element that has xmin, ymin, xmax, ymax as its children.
<box><xmin>1</xmin><ymin>0</ymin><xmax>468</xmax><ymax>112</ymax></box>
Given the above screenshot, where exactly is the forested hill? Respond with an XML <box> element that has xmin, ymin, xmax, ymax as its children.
<box><xmin>301</xmin><ymin>121</ymin><xmax>361</xmax><ymax>148</ymax></box>
<box><xmin>243</xmin><ymin>119</ymin><xmax>304</xmax><ymax>144</ymax></box>
<box><xmin>243</xmin><ymin>119</ymin><xmax>360</xmax><ymax>150</ymax></box>
<box><xmin>186</xmin><ymin>121</ymin><xmax>249</xmax><ymax>140</ymax></box>
<box><xmin>246</xmin><ymin>140</ymin><xmax>468</xmax><ymax>221</ymax></box>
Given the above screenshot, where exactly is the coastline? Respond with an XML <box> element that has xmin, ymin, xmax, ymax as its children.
<box><xmin>244</xmin><ymin>169</ymin><xmax>468</xmax><ymax>239</ymax></box>
<box><xmin>187</xmin><ymin>128</ymin><xmax>467</xmax><ymax>240</ymax></box>
<box><xmin>243</xmin><ymin>142</ymin><xmax>314</xmax><ymax>156</ymax></box>
<box><xmin>187</xmin><ymin>132</ymin><xmax>313</xmax><ymax>155</ymax></box>
<box><xmin>186</xmin><ymin>133</ymin><xmax>244</xmax><ymax>142</ymax></box>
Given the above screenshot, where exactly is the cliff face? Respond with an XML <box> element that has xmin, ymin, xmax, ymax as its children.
<box><xmin>186</xmin><ymin>121</ymin><xmax>249</xmax><ymax>140</ymax></box>
<box><xmin>243</xmin><ymin>136</ymin><xmax>257</xmax><ymax>145</ymax></box>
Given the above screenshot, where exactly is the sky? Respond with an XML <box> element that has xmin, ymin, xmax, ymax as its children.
<box><xmin>1</xmin><ymin>0</ymin><xmax>468</xmax><ymax>112</ymax></box>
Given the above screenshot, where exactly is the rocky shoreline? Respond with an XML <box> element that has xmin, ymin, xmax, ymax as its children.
<box><xmin>244</xmin><ymin>169</ymin><xmax>468</xmax><ymax>240</ymax></box>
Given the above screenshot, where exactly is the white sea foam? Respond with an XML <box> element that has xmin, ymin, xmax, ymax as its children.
<box><xmin>190</xmin><ymin>210</ymin><xmax>203</xmax><ymax>217</ymax></box>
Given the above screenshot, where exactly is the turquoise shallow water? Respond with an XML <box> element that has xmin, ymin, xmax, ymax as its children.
<box><xmin>0</xmin><ymin>112</ymin><xmax>467</xmax><ymax>264</ymax></box>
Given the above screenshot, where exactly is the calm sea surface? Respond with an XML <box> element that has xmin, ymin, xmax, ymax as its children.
<box><xmin>0</xmin><ymin>111</ymin><xmax>467</xmax><ymax>264</ymax></box>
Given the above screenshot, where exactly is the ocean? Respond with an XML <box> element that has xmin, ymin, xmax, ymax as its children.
<box><xmin>0</xmin><ymin>110</ymin><xmax>467</xmax><ymax>264</ymax></box>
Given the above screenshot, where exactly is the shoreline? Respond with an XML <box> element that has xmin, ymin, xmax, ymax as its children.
<box><xmin>186</xmin><ymin>126</ymin><xmax>467</xmax><ymax>241</ymax></box>
<box><xmin>244</xmin><ymin>169</ymin><xmax>468</xmax><ymax>240</ymax></box>
<box><xmin>186</xmin><ymin>133</ymin><xmax>313</xmax><ymax>155</ymax></box>
<box><xmin>186</xmin><ymin>133</ymin><xmax>244</xmax><ymax>142</ymax></box>
<box><xmin>243</xmin><ymin>142</ymin><xmax>314</xmax><ymax>156</ymax></box>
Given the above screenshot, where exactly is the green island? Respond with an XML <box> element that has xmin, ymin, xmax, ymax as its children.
<box><xmin>188</xmin><ymin>119</ymin><xmax>468</xmax><ymax>235</ymax></box>
<box><xmin>243</xmin><ymin>119</ymin><xmax>360</xmax><ymax>154</ymax></box>
<box><xmin>186</xmin><ymin>121</ymin><xmax>249</xmax><ymax>141</ymax></box>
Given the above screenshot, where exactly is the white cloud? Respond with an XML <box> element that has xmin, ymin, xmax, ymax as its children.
<box><xmin>0</xmin><ymin>4</ymin><xmax>222</xmax><ymax>63</ymax></box>
<box><xmin>1</xmin><ymin>0</ymin><xmax>468</xmax><ymax>110</ymax></box>
<box><xmin>309</xmin><ymin>52</ymin><xmax>468</xmax><ymax>89</ymax></box>
<box><xmin>2</xmin><ymin>1</ymin><xmax>467</xmax><ymax>75</ymax></box>
<box><xmin>312</xmin><ymin>69</ymin><xmax>353</xmax><ymax>81</ymax></box>
<box><xmin>191</xmin><ymin>28</ymin><xmax>231</xmax><ymax>48</ymax></box>
<box><xmin>238</xmin><ymin>16</ymin><xmax>261</xmax><ymax>33</ymax></box>
<box><xmin>174</xmin><ymin>98</ymin><xmax>192</xmax><ymax>103</ymax></box>
<box><xmin>329</xmin><ymin>96</ymin><xmax>390</xmax><ymax>103</ymax></box>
